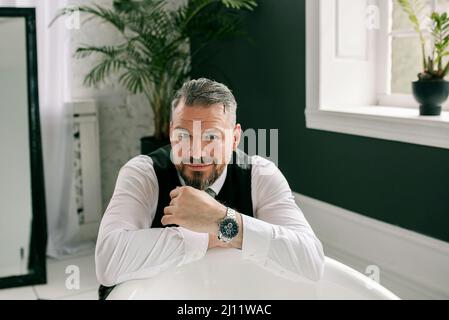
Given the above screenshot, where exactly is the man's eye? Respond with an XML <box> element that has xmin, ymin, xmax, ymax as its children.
<box><xmin>177</xmin><ymin>133</ymin><xmax>190</xmax><ymax>141</ymax></box>
<box><xmin>204</xmin><ymin>134</ymin><xmax>220</xmax><ymax>141</ymax></box>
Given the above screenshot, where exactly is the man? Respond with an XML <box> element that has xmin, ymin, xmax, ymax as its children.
<box><xmin>95</xmin><ymin>78</ymin><xmax>325</xmax><ymax>299</ymax></box>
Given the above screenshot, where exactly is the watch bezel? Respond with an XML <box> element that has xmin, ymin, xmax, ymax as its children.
<box><xmin>218</xmin><ymin>208</ymin><xmax>239</xmax><ymax>243</ymax></box>
<box><xmin>219</xmin><ymin>217</ymin><xmax>239</xmax><ymax>237</ymax></box>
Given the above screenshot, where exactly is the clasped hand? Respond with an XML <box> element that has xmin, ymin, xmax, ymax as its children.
<box><xmin>161</xmin><ymin>186</ymin><xmax>228</xmax><ymax>240</ymax></box>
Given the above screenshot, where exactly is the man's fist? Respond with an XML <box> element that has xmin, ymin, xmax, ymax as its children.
<box><xmin>161</xmin><ymin>186</ymin><xmax>227</xmax><ymax>235</ymax></box>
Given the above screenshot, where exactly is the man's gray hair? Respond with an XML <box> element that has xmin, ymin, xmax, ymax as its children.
<box><xmin>171</xmin><ymin>78</ymin><xmax>237</xmax><ymax>125</ymax></box>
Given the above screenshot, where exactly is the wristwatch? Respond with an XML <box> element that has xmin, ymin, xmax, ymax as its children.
<box><xmin>217</xmin><ymin>207</ymin><xmax>239</xmax><ymax>243</ymax></box>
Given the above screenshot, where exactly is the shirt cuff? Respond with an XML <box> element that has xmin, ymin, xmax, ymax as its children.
<box><xmin>241</xmin><ymin>214</ymin><xmax>272</xmax><ymax>262</ymax></box>
<box><xmin>179</xmin><ymin>227</ymin><xmax>209</xmax><ymax>265</ymax></box>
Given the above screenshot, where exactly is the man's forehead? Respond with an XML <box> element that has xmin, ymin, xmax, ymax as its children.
<box><xmin>173</xmin><ymin>121</ymin><xmax>224</xmax><ymax>132</ymax></box>
<box><xmin>175</xmin><ymin>119</ymin><xmax>223</xmax><ymax>125</ymax></box>
<box><xmin>173</xmin><ymin>111</ymin><xmax>228</xmax><ymax>126</ymax></box>
<box><xmin>172</xmin><ymin>102</ymin><xmax>233</xmax><ymax>129</ymax></box>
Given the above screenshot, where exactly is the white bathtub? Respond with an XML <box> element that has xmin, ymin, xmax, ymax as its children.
<box><xmin>107</xmin><ymin>248</ymin><xmax>399</xmax><ymax>300</ymax></box>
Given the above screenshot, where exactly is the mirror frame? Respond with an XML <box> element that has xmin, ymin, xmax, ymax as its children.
<box><xmin>0</xmin><ymin>7</ymin><xmax>47</xmax><ymax>289</ymax></box>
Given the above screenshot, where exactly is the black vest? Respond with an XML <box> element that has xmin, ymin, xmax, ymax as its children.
<box><xmin>99</xmin><ymin>145</ymin><xmax>253</xmax><ymax>299</ymax></box>
<box><xmin>150</xmin><ymin>144</ymin><xmax>254</xmax><ymax>228</ymax></box>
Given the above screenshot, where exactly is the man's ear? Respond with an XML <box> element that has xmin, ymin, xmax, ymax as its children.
<box><xmin>233</xmin><ymin>124</ymin><xmax>242</xmax><ymax>150</ymax></box>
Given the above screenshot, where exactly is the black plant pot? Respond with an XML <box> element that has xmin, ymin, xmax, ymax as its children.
<box><xmin>412</xmin><ymin>80</ymin><xmax>449</xmax><ymax>116</ymax></box>
<box><xmin>140</xmin><ymin>136</ymin><xmax>169</xmax><ymax>155</ymax></box>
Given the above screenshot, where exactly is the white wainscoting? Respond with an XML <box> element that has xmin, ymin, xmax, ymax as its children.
<box><xmin>294</xmin><ymin>193</ymin><xmax>449</xmax><ymax>300</ymax></box>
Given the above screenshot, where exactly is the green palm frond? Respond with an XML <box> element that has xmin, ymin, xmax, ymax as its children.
<box><xmin>74</xmin><ymin>45</ymin><xmax>126</xmax><ymax>59</ymax></box>
<box><xmin>118</xmin><ymin>68</ymin><xmax>149</xmax><ymax>94</ymax></box>
<box><xmin>80</xmin><ymin>5</ymin><xmax>127</xmax><ymax>32</ymax></box>
<box><xmin>221</xmin><ymin>0</ymin><xmax>258</xmax><ymax>10</ymax></box>
<box><xmin>83</xmin><ymin>58</ymin><xmax>126</xmax><ymax>87</ymax></box>
<box><xmin>52</xmin><ymin>0</ymin><xmax>259</xmax><ymax>139</ymax></box>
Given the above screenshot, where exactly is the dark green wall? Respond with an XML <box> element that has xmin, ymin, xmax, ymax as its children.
<box><xmin>191</xmin><ymin>0</ymin><xmax>449</xmax><ymax>243</ymax></box>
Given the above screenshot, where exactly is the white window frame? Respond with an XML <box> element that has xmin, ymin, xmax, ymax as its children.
<box><xmin>306</xmin><ymin>0</ymin><xmax>449</xmax><ymax>150</ymax></box>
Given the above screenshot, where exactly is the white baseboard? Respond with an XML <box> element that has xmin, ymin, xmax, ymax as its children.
<box><xmin>294</xmin><ymin>193</ymin><xmax>449</xmax><ymax>300</ymax></box>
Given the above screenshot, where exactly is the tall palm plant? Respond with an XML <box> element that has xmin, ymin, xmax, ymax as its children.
<box><xmin>53</xmin><ymin>0</ymin><xmax>257</xmax><ymax>140</ymax></box>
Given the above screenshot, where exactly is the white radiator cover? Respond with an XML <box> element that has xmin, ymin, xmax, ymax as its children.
<box><xmin>71</xmin><ymin>100</ymin><xmax>102</xmax><ymax>242</ymax></box>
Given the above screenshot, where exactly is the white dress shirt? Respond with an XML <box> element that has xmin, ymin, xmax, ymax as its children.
<box><xmin>95</xmin><ymin>154</ymin><xmax>325</xmax><ymax>287</ymax></box>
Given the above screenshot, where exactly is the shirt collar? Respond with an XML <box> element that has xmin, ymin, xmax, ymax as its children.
<box><xmin>177</xmin><ymin>165</ymin><xmax>228</xmax><ymax>195</ymax></box>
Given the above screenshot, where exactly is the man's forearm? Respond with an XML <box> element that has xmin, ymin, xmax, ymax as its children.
<box><xmin>96</xmin><ymin>227</ymin><xmax>207</xmax><ymax>286</ymax></box>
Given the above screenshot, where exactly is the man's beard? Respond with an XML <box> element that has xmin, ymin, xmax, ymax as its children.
<box><xmin>177</xmin><ymin>162</ymin><xmax>226</xmax><ymax>190</ymax></box>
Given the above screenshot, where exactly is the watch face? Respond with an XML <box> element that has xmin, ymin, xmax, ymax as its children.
<box><xmin>219</xmin><ymin>218</ymin><xmax>239</xmax><ymax>239</ymax></box>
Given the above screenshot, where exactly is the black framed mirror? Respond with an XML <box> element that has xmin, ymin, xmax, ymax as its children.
<box><xmin>0</xmin><ymin>7</ymin><xmax>47</xmax><ymax>289</ymax></box>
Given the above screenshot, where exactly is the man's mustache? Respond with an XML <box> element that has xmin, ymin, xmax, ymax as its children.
<box><xmin>181</xmin><ymin>157</ymin><xmax>217</xmax><ymax>165</ymax></box>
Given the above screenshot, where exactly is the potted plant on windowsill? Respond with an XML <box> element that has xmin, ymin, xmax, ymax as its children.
<box><xmin>398</xmin><ymin>0</ymin><xmax>449</xmax><ymax>116</ymax></box>
<box><xmin>53</xmin><ymin>0</ymin><xmax>257</xmax><ymax>154</ymax></box>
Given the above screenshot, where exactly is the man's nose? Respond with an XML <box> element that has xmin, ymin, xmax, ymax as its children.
<box><xmin>191</xmin><ymin>135</ymin><xmax>203</xmax><ymax>159</ymax></box>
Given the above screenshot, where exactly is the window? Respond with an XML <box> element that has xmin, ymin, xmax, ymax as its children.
<box><xmin>380</xmin><ymin>0</ymin><xmax>449</xmax><ymax>110</ymax></box>
<box><xmin>306</xmin><ymin>0</ymin><xmax>449</xmax><ymax>150</ymax></box>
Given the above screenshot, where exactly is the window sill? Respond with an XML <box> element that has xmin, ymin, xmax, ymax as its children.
<box><xmin>305</xmin><ymin>106</ymin><xmax>449</xmax><ymax>149</ymax></box>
